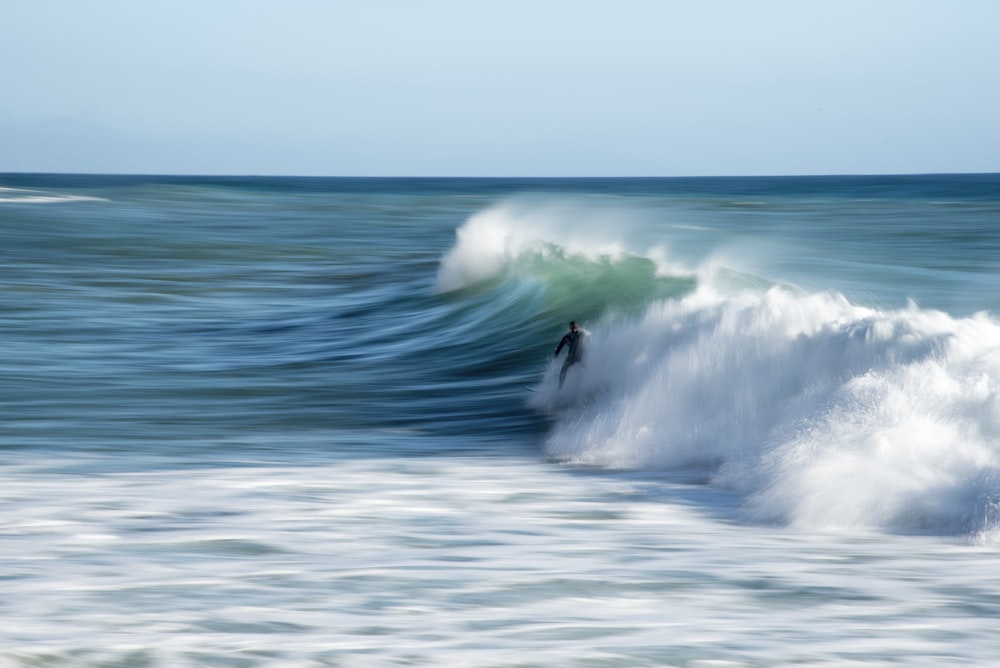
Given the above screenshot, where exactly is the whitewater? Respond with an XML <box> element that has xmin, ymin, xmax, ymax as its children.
<box><xmin>2</xmin><ymin>174</ymin><xmax>1000</xmax><ymax>666</ymax></box>
<box><xmin>440</xmin><ymin>193</ymin><xmax>1000</xmax><ymax>537</ymax></box>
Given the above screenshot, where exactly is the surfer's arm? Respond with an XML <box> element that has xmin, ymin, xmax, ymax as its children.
<box><xmin>554</xmin><ymin>334</ymin><xmax>569</xmax><ymax>357</ymax></box>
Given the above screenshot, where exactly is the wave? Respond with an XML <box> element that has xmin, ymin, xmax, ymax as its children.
<box><xmin>0</xmin><ymin>186</ymin><xmax>108</xmax><ymax>204</ymax></box>
<box><xmin>436</xmin><ymin>198</ymin><xmax>1000</xmax><ymax>538</ymax></box>
<box><xmin>434</xmin><ymin>197</ymin><xmax>692</xmax><ymax>293</ymax></box>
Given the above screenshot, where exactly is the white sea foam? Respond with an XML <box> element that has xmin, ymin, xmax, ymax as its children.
<box><xmin>4</xmin><ymin>455</ymin><xmax>1000</xmax><ymax>666</ymax></box>
<box><xmin>533</xmin><ymin>278</ymin><xmax>1000</xmax><ymax>535</ymax></box>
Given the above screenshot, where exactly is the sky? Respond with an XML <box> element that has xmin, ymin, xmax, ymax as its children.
<box><xmin>3</xmin><ymin>0</ymin><xmax>999</xmax><ymax>177</ymax></box>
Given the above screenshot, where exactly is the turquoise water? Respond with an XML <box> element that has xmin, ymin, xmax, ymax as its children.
<box><xmin>3</xmin><ymin>173</ymin><xmax>1000</xmax><ymax>666</ymax></box>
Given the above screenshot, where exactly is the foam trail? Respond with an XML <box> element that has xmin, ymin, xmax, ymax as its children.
<box><xmin>535</xmin><ymin>278</ymin><xmax>1000</xmax><ymax>535</ymax></box>
<box><xmin>0</xmin><ymin>186</ymin><xmax>108</xmax><ymax>204</ymax></box>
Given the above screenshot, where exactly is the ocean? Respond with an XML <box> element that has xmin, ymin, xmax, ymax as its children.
<box><xmin>2</xmin><ymin>173</ymin><xmax>1000</xmax><ymax>666</ymax></box>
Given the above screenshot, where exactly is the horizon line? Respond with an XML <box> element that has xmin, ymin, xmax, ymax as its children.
<box><xmin>3</xmin><ymin>170</ymin><xmax>999</xmax><ymax>180</ymax></box>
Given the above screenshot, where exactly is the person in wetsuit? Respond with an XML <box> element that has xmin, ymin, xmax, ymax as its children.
<box><xmin>554</xmin><ymin>321</ymin><xmax>583</xmax><ymax>388</ymax></box>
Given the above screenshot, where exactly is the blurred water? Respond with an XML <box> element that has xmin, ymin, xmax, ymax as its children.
<box><xmin>5</xmin><ymin>456</ymin><xmax>1000</xmax><ymax>666</ymax></box>
<box><xmin>2</xmin><ymin>173</ymin><xmax>1000</xmax><ymax>666</ymax></box>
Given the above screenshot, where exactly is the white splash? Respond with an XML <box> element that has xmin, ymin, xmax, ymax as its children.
<box><xmin>534</xmin><ymin>277</ymin><xmax>1000</xmax><ymax>534</ymax></box>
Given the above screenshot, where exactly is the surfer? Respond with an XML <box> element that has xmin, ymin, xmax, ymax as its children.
<box><xmin>554</xmin><ymin>321</ymin><xmax>583</xmax><ymax>388</ymax></box>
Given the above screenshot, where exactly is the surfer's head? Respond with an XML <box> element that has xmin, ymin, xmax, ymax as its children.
<box><xmin>569</xmin><ymin>321</ymin><xmax>579</xmax><ymax>331</ymax></box>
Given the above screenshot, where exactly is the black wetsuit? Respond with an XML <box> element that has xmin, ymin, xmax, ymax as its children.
<box><xmin>554</xmin><ymin>330</ymin><xmax>583</xmax><ymax>387</ymax></box>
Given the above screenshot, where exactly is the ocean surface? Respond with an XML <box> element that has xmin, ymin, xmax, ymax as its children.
<box><xmin>2</xmin><ymin>173</ymin><xmax>1000</xmax><ymax>667</ymax></box>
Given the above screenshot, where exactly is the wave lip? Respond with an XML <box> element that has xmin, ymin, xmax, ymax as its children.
<box><xmin>434</xmin><ymin>198</ymin><xmax>688</xmax><ymax>293</ymax></box>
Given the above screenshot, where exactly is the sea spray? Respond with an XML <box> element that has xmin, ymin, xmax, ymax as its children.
<box><xmin>745</xmin><ymin>307</ymin><xmax>1000</xmax><ymax>533</ymax></box>
<box><xmin>534</xmin><ymin>277</ymin><xmax>1000</xmax><ymax>533</ymax></box>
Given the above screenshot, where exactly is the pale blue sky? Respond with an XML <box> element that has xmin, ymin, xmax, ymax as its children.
<box><xmin>4</xmin><ymin>0</ymin><xmax>998</xmax><ymax>176</ymax></box>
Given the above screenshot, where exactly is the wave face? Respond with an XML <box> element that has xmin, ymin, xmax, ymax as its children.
<box><xmin>435</xmin><ymin>196</ymin><xmax>1000</xmax><ymax>536</ymax></box>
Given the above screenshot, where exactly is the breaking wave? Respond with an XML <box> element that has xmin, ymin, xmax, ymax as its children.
<box><xmin>437</xmin><ymin>198</ymin><xmax>1000</xmax><ymax>537</ymax></box>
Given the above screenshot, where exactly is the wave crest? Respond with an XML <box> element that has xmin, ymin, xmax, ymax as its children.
<box><xmin>434</xmin><ymin>198</ymin><xmax>687</xmax><ymax>293</ymax></box>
